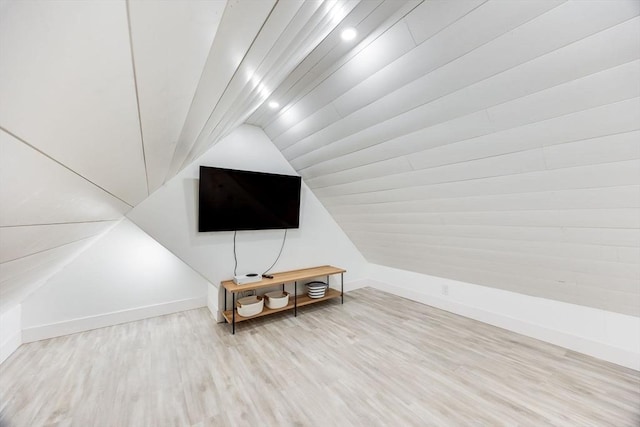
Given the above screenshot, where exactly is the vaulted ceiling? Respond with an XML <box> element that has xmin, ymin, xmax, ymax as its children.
<box><xmin>1</xmin><ymin>0</ymin><xmax>638</xmax><ymax>315</ymax></box>
<box><xmin>248</xmin><ymin>0</ymin><xmax>640</xmax><ymax>315</ymax></box>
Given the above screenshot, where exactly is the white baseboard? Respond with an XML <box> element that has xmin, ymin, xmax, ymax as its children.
<box><xmin>342</xmin><ymin>278</ymin><xmax>369</xmax><ymax>292</ymax></box>
<box><xmin>22</xmin><ymin>296</ymin><xmax>207</xmax><ymax>343</ymax></box>
<box><xmin>0</xmin><ymin>305</ymin><xmax>22</xmax><ymax>365</ymax></box>
<box><xmin>366</xmin><ymin>264</ymin><xmax>640</xmax><ymax>371</ymax></box>
<box><xmin>0</xmin><ymin>331</ymin><xmax>21</xmax><ymax>365</ymax></box>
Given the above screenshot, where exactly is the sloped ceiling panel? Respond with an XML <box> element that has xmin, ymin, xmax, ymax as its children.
<box><xmin>0</xmin><ymin>237</ymin><xmax>102</xmax><ymax>313</ymax></box>
<box><xmin>0</xmin><ymin>117</ymin><xmax>125</xmax><ymax>307</ymax></box>
<box><xmin>0</xmin><ymin>0</ymin><xmax>145</xmax><ymax>312</ymax></box>
<box><xmin>249</xmin><ymin>0</ymin><xmax>422</xmax><ymax>138</ymax></box>
<box><xmin>0</xmin><ymin>222</ymin><xmax>117</xmax><ymax>264</ymax></box>
<box><xmin>0</xmin><ymin>129</ymin><xmax>130</xmax><ymax>226</ymax></box>
<box><xmin>0</xmin><ymin>0</ymin><xmax>147</xmax><ymax>206</ymax></box>
<box><xmin>128</xmin><ymin>0</ymin><xmax>226</xmax><ymax>193</ymax></box>
<box><xmin>167</xmin><ymin>0</ymin><xmax>416</xmax><ymax>180</ymax></box>
<box><xmin>164</xmin><ymin>0</ymin><xmax>278</xmax><ymax>180</ymax></box>
<box><xmin>248</xmin><ymin>0</ymin><xmax>640</xmax><ymax>316</ymax></box>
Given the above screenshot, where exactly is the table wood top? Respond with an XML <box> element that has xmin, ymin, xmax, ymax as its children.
<box><xmin>221</xmin><ymin>265</ymin><xmax>345</xmax><ymax>293</ymax></box>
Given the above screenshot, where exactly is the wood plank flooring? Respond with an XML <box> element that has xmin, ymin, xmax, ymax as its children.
<box><xmin>1</xmin><ymin>287</ymin><xmax>638</xmax><ymax>426</ymax></box>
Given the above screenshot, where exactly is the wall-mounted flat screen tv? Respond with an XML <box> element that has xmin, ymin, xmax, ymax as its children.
<box><xmin>198</xmin><ymin>166</ymin><xmax>301</xmax><ymax>232</ymax></box>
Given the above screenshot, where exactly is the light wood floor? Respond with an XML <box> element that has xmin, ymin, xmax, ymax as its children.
<box><xmin>1</xmin><ymin>288</ymin><xmax>639</xmax><ymax>426</ymax></box>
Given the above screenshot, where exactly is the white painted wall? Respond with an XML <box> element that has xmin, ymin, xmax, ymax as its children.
<box><xmin>127</xmin><ymin>124</ymin><xmax>368</xmax><ymax>316</ymax></box>
<box><xmin>367</xmin><ymin>263</ymin><xmax>640</xmax><ymax>370</ymax></box>
<box><xmin>21</xmin><ymin>219</ymin><xmax>211</xmax><ymax>341</ymax></box>
<box><xmin>0</xmin><ymin>304</ymin><xmax>21</xmax><ymax>364</ymax></box>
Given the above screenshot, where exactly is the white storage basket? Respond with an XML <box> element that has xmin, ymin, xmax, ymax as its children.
<box><xmin>236</xmin><ymin>295</ymin><xmax>264</xmax><ymax>317</ymax></box>
<box><xmin>264</xmin><ymin>291</ymin><xmax>290</xmax><ymax>309</ymax></box>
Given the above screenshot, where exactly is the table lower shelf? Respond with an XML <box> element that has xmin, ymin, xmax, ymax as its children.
<box><xmin>222</xmin><ymin>288</ymin><xmax>341</xmax><ymax>324</ymax></box>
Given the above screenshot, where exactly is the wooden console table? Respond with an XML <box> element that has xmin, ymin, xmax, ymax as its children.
<box><xmin>221</xmin><ymin>265</ymin><xmax>345</xmax><ymax>334</ymax></box>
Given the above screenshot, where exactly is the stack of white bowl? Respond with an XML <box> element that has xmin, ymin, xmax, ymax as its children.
<box><xmin>306</xmin><ymin>281</ymin><xmax>328</xmax><ymax>299</ymax></box>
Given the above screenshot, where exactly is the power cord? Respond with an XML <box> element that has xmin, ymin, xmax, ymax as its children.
<box><xmin>233</xmin><ymin>230</ymin><xmax>238</xmax><ymax>276</ymax></box>
<box><xmin>233</xmin><ymin>228</ymin><xmax>288</xmax><ymax>277</ymax></box>
<box><xmin>262</xmin><ymin>229</ymin><xmax>288</xmax><ymax>275</ymax></box>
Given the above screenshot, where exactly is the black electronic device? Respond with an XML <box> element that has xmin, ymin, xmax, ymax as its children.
<box><xmin>198</xmin><ymin>166</ymin><xmax>301</xmax><ymax>232</ymax></box>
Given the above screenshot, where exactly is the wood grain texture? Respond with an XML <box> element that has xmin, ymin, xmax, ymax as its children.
<box><xmin>1</xmin><ymin>288</ymin><xmax>638</xmax><ymax>426</ymax></box>
<box><xmin>222</xmin><ymin>288</ymin><xmax>341</xmax><ymax>324</ymax></box>
<box><xmin>221</xmin><ymin>265</ymin><xmax>345</xmax><ymax>293</ymax></box>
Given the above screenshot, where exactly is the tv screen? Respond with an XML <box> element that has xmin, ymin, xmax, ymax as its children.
<box><xmin>198</xmin><ymin>166</ymin><xmax>301</xmax><ymax>232</ymax></box>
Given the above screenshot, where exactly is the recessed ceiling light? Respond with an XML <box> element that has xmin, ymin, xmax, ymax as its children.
<box><xmin>341</xmin><ymin>27</ymin><xmax>357</xmax><ymax>41</ymax></box>
<box><xmin>268</xmin><ymin>101</ymin><xmax>280</xmax><ymax>109</ymax></box>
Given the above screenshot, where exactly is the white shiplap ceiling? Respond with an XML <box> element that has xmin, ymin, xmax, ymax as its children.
<box><xmin>248</xmin><ymin>0</ymin><xmax>640</xmax><ymax>316</ymax></box>
<box><xmin>0</xmin><ymin>0</ymin><xmax>638</xmax><ymax>316</ymax></box>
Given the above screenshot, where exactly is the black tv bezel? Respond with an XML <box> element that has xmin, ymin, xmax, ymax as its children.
<box><xmin>197</xmin><ymin>166</ymin><xmax>301</xmax><ymax>232</ymax></box>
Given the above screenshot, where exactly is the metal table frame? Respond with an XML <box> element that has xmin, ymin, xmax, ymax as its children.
<box><xmin>223</xmin><ymin>271</ymin><xmax>344</xmax><ymax>335</ymax></box>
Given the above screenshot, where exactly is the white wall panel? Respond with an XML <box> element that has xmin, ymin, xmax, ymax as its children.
<box><xmin>0</xmin><ymin>238</ymin><xmax>97</xmax><ymax>313</ymax></box>
<box><xmin>333</xmin><ymin>0</ymin><xmax>563</xmax><ymax>118</ymax></box>
<box><xmin>357</xmin><ymin>242</ymin><xmax>639</xmax><ymax>285</ymax></box>
<box><xmin>305</xmin><ymin>156</ymin><xmax>414</xmax><ymax>188</ymax></box>
<box><xmin>167</xmin><ymin>0</ymin><xmax>276</xmax><ymax>180</ymax></box>
<box><xmin>272</xmin><ymin>104</ymin><xmax>342</xmax><ymax>151</ymax></box>
<box><xmin>358</xmin><ymin>0</ymin><xmax>637</xmax><ymax>120</ymax></box>
<box><xmin>334</xmin><ymin>209</ymin><xmax>640</xmax><ymax>229</ymax></box>
<box><xmin>343</xmin><ymin>223</ymin><xmax>639</xmax><ymax>248</ymax></box>
<box><xmin>325</xmin><ymin>185</ymin><xmax>640</xmax><ymax>217</ymax></box>
<box><xmin>0</xmin><ymin>235</ymin><xmax>101</xmax><ymax>285</ymax></box>
<box><xmin>128</xmin><ymin>0</ymin><xmax>226</xmax><ymax>192</ymax></box>
<box><xmin>348</xmin><ymin>231</ymin><xmax>639</xmax><ymax>265</ymax></box>
<box><xmin>317</xmin><ymin>159</ymin><xmax>640</xmax><ymax>201</ymax></box>
<box><xmin>561</xmin><ymin>228</ymin><xmax>639</xmax><ymax>248</ymax></box>
<box><xmin>293</xmin><ymin>63</ymin><xmax>638</xmax><ymax>174</ymax></box>
<box><xmin>299</xmin><ymin>110</ymin><xmax>494</xmax><ymax>179</ymax></box>
<box><xmin>265</xmin><ymin>19</ymin><xmax>417</xmax><ymax>142</ymax></box>
<box><xmin>252</xmin><ymin>0</ymin><xmax>414</xmax><ymax>131</ymax></box>
<box><xmin>404</xmin><ymin>0</ymin><xmax>486</xmax><ymax>45</ymax></box>
<box><xmin>0</xmin><ymin>129</ymin><xmax>130</xmax><ymax>226</ymax></box>
<box><xmin>402</xmin><ymin>99</ymin><xmax>640</xmax><ymax>174</ymax></box>
<box><xmin>404</xmin><ymin>4</ymin><xmax>640</xmax><ymax>124</ymax></box>
<box><xmin>542</xmin><ymin>131</ymin><xmax>640</xmax><ymax>169</ymax></box>
<box><xmin>182</xmin><ymin>0</ymin><xmax>309</xmax><ymax>161</ymax></box>
<box><xmin>326</xmin><ymin>8</ymin><xmax>639</xmax><ymax>157</ymax></box>
<box><xmin>289</xmin><ymin>52</ymin><xmax>639</xmax><ymax>171</ymax></box>
<box><xmin>0</xmin><ymin>0</ymin><xmax>148</xmax><ymax>205</ymax></box>
<box><xmin>246</xmin><ymin>0</ymin><xmax>368</xmax><ymax>130</ymax></box>
<box><xmin>299</xmin><ymin>95</ymin><xmax>639</xmax><ymax>180</ymax></box>
<box><xmin>0</xmin><ymin>221</ymin><xmax>116</xmax><ymax>263</ymax></box>
<box><xmin>315</xmin><ymin>149</ymin><xmax>547</xmax><ymax>195</ymax></box>
<box><xmin>487</xmin><ymin>60</ymin><xmax>640</xmax><ymax>130</ymax></box>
